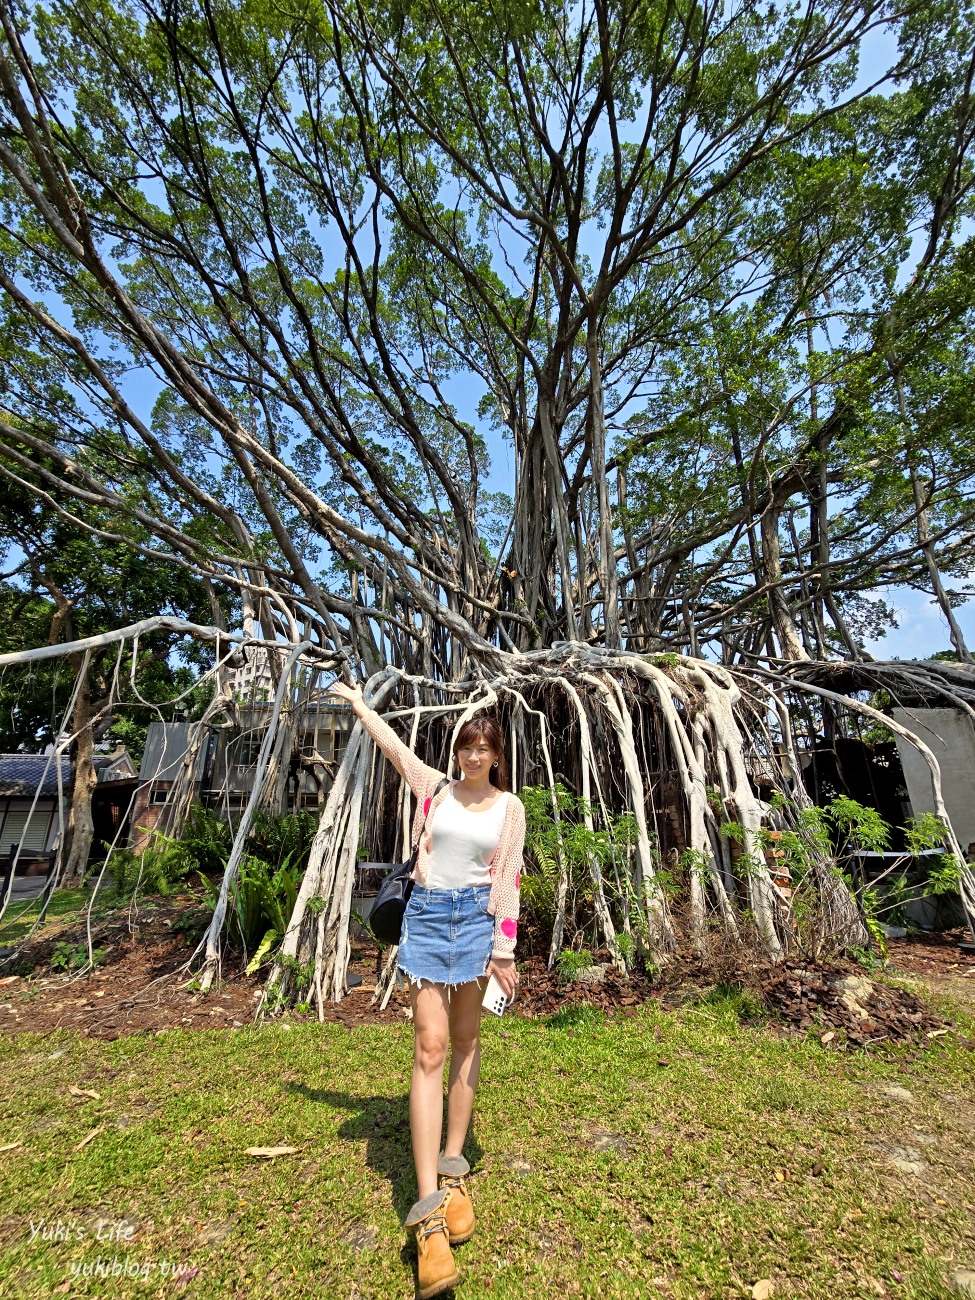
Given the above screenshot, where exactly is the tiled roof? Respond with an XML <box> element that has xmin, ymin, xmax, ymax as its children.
<box><xmin>0</xmin><ymin>755</ymin><xmax>71</xmax><ymax>798</ymax></box>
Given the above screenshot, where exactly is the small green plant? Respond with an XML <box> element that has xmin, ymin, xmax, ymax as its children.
<box><xmin>613</xmin><ymin>930</ymin><xmax>636</xmax><ymax>966</ymax></box>
<box><xmin>555</xmin><ymin>948</ymin><xmax>594</xmax><ymax>982</ymax></box>
<box><xmin>244</xmin><ymin>808</ymin><xmax>317</xmax><ymax>872</ymax></box>
<box><xmin>50</xmin><ymin>940</ymin><xmax>107</xmax><ymax>972</ymax></box>
<box><xmin>647</xmin><ymin>652</ymin><xmax>681</xmax><ymax>669</ymax></box>
<box><xmin>698</xmin><ymin>983</ymin><xmax>767</xmax><ymax>1024</ymax></box>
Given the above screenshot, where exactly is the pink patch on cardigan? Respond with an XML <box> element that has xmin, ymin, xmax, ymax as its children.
<box><xmin>500</xmin><ymin>918</ymin><xmax>517</xmax><ymax>939</ymax></box>
<box><xmin>515</xmin><ymin>872</ymin><xmax>521</xmax><ymax>888</ymax></box>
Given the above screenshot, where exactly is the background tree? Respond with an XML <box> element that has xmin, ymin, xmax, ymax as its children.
<box><xmin>0</xmin><ymin>436</ymin><xmax>224</xmax><ymax>879</ymax></box>
<box><xmin>1</xmin><ymin>0</ymin><xmax>975</xmax><ymax>973</ymax></box>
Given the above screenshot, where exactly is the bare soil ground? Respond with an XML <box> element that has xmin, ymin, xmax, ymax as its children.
<box><xmin>0</xmin><ymin>892</ymin><xmax>972</xmax><ymax>1041</ymax></box>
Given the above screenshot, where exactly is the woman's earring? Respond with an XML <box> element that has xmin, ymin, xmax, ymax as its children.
<box><xmin>492</xmin><ymin>761</ymin><xmax>498</xmax><ymax>768</ymax></box>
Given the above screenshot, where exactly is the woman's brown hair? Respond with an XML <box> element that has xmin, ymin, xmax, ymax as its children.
<box><xmin>453</xmin><ymin>716</ymin><xmax>508</xmax><ymax>791</ymax></box>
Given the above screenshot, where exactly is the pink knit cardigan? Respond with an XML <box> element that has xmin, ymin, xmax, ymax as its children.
<box><xmin>358</xmin><ymin>708</ymin><xmax>525</xmax><ymax>959</ymax></box>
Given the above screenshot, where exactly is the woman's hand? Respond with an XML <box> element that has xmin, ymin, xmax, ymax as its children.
<box><xmin>486</xmin><ymin>956</ymin><xmax>517</xmax><ymax>1001</ymax></box>
<box><xmin>327</xmin><ymin>680</ymin><xmax>367</xmax><ymax>716</ymax></box>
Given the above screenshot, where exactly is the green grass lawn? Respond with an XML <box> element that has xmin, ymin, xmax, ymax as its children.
<box><xmin>0</xmin><ymin>996</ymin><xmax>973</xmax><ymax>1299</ymax></box>
<box><xmin>0</xmin><ymin>889</ymin><xmax>98</xmax><ymax>948</ymax></box>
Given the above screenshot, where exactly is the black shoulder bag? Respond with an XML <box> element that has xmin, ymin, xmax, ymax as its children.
<box><xmin>369</xmin><ymin>778</ymin><xmax>448</xmax><ymax>945</ymax></box>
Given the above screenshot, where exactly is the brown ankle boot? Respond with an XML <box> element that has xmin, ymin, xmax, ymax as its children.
<box><xmin>405</xmin><ymin>1188</ymin><xmax>460</xmax><ymax>1299</ymax></box>
<box><xmin>438</xmin><ymin>1154</ymin><xmax>475</xmax><ymax>1245</ymax></box>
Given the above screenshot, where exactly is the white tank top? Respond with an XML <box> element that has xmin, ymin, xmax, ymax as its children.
<box><xmin>426</xmin><ymin>786</ymin><xmax>509</xmax><ymax>889</ymax></box>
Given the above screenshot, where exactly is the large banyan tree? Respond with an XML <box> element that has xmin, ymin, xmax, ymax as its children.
<box><xmin>1</xmin><ymin>0</ymin><xmax>975</xmax><ymax>996</ymax></box>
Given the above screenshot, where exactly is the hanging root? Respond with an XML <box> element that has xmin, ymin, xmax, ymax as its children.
<box><xmin>6</xmin><ymin>620</ymin><xmax>971</xmax><ymax>1009</ymax></box>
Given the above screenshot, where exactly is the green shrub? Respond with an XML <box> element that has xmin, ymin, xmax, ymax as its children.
<box><xmin>555</xmin><ymin>948</ymin><xmax>594</xmax><ymax>982</ymax></box>
<box><xmin>198</xmin><ymin>852</ymin><xmax>302</xmax><ymax>967</ymax></box>
<box><xmin>519</xmin><ymin>784</ymin><xmax>638</xmax><ymax>956</ymax></box>
<box><xmin>180</xmin><ymin>804</ymin><xmax>232</xmax><ymax>875</ymax></box>
<box><xmin>106</xmin><ymin>830</ymin><xmax>194</xmax><ymax>900</ymax></box>
<box><xmin>244</xmin><ymin>809</ymin><xmax>317</xmax><ymax>871</ymax></box>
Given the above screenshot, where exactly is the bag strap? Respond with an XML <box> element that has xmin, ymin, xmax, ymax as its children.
<box><xmin>421</xmin><ymin>778</ymin><xmax>449</xmax><ymax>826</ymax></box>
<box><xmin>409</xmin><ymin>778</ymin><xmax>448</xmax><ymax>867</ymax></box>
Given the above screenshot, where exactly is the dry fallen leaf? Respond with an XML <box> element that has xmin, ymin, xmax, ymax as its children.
<box><xmin>69</xmin><ymin>1086</ymin><xmax>101</xmax><ymax>1100</ymax></box>
<box><xmin>935</xmin><ymin>1198</ymin><xmax>949</xmax><ymax>1206</ymax></box>
<box><xmin>926</xmin><ymin>1028</ymin><xmax>950</xmax><ymax>1039</ymax></box>
<box><xmin>0</xmin><ymin>1141</ymin><xmax>23</xmax><ymax>1153</ymax></box>
<box><xmin>52</xmin><ymin>1281</ymin><xmax>71</xmax><ymax>1294</ymax></box>
<box><xmin>244</xmin><ymin>1146</ymin><xmax>299</xmax><ymax>1159</ymax></box>
<box><xmin>752</xmin><ymin>1281</ymin><xmax>775</xmax><ymax>1300</ymax></box>
<box><xmin>820</xmin><ymin>1031</ymin><xmax>835</xmax><ymax>1045</ymax></box>
<box><xmin>74</xmin><ymin>1125</ymin><xmax>105</xmax><ymax>1152</ymax></box>
<box><xmin>774</xmin><ymin>1169</ymin><xmax>789</xmax><ymax>1182</ymax></box>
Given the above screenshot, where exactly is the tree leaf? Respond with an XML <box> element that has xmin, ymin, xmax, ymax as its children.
<box><xmin>69</xmin><ymin>1086</ymin><xmax>100</xmax><ymax>1099</ymax></box>
<box><xmin>752</xmin><ymin>1282</ymin><xmax>775</xmax><ymax>1300</ymax></box>
<box><xmin>244</xmin><ymin>1146</ymin><xmax>299</xmax><ymax>1159</ymax></box>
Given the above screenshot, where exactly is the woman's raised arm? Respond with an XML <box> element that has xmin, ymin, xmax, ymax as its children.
<box><xmin>328</xmin><ymin>681</ymin><xmax>446</xmax><ymax>796</ymax></box>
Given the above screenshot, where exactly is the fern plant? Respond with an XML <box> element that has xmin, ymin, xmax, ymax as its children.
<box><xmin>519</xmin><ymin>783</ymin><xmax>641</xmax><ymax>956</ymax></box>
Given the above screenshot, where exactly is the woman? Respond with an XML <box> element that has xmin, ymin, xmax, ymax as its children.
<box><xmin>328</xmin><ymin>681</ymin><xmax>525</xmax><ymax>1300</ymax></box>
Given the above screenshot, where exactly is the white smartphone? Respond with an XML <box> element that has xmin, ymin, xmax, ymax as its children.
<box><xmin>481</xmin><ymin>973</ymin><xmax>511</xmax><ymax>1017</ymax></box>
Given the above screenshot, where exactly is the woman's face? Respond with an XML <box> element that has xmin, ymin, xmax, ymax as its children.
<box><xmin>456</xmin><ymin>737</ymin><xmax>497</xmax><ymax>779</ymax></box>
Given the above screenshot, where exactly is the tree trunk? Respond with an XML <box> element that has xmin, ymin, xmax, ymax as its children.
<box><xmin>760</xmin><ymin>505</ymin><xmax>810</xmax><ymax>662</ymax></box>
<box><xmin>61</xmin><ymin>661</ymin><xmax>96</xmax><ymax>885</ymax></box>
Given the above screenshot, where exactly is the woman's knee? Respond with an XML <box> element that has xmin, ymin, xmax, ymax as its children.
<box><xmin>414</xmin><ymin>1031</ymin><xmax>449</xmax><ymax>1073</ymax></box>
<box><xmin>449</xmin><ymin>1028</ymin><xmax>480</xmax><ymax>1060</ymax></box>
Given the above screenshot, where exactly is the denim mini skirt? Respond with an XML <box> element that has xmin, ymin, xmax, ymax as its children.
<box><xmin>398</xmin><ymin>885</ymin><xmax>494</xmax><ymax>989</ymax></box>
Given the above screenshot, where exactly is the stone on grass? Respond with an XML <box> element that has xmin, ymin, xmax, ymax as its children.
<box><xmin>831</xmin><ymin>975</ymin><xmax>875</xmax><ymax>1002</ymax></box>
<box><xmin>881</xmin><ymin>1084</ymin><xmax>915</xmax><ymax>1103</ymax></box>
<box><xmin>889</xmin><ymin>1156</ymin><xmax>927</xmax><ymax>1176</ymax></box>
<box><xmin>575</xmin><ymin>963</ymin><xmax>610</xmax><ymax>985</ymax></box>
<box><xmin>885</xmin><ymin>1145</ymin><xmax>926</xmax><ymax>1176</ymax></box>
<box><xmin>342</xmin><ymin>1224</ymin><xmax>378</xmax><ymax>1252</ymax></box>
<box><xmin>591</xmin><ymin>1130</ymin><xmax>626</xmax><ymax>1153</ymax></box>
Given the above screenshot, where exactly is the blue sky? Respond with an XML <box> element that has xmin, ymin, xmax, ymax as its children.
<box><xmin>865</xmin><ymin>588</ymin><xmax>975</xmax><ymax>661</ymax></box>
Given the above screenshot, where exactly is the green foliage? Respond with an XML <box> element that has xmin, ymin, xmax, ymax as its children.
<box><xmin>199</xmin><ymin>849</ymin><xmax>302</xmax><ymax>958</ymax></box>
<box><xmin>104</xmin><ymin>806</ymin><xmax>312</xmax><ymax>969</ymax></box>
<box><xmin>926</xmin><ymin>857</ymin><xmax>962</xmax><ymax>896</ymax></box>
<box><xmin>697</xmin><ymin>983</ymin><xmax>767</xmax><ymax>1025</ymax></box>
<box><xmin>518</xmin><ymin>784</ymin><xmax>639</xmax><ymax>955</ymax></box>
<box><xmin>721</xmin><ymin>793</ymin><xmax>964</xmax><ymax>953</ymax></box>
<box><xmin>244</xmin><ymin>809</ymin><xmax>317</xmax><ymax>871</ymax></box>
<box><xmin>50</xmin><ymin>939</ymin><xmax>106</xmax><ymax>972</ymax></box>
<box><xmin>106</xmin><ymin>829</ymin><xmax>195</xmax><ymax>900</ymax></box>
<box><xmin>825</xmin><ymin>796</ymin><xmax>890</xmax><ymax>855</ymax></box>
<box><xmin>178</xmin><ymin>804</ymin><xmax>234</xmax><ymax>875</ymax></box>
<box><xmin>555</xmin><ymin>948</ymin><xmax>594</xmax><ymax>982</ymax></box>
<box><xmin>903</xmin><ymin>812</ymin><xmax>950</xmax><ymax>856</ymax></box>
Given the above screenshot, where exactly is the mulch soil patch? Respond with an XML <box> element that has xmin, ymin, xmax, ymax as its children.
<box><xmin>1</xmin><ymin>894</ymin><xmax>972</xmax><ymax>1044</ymax></box>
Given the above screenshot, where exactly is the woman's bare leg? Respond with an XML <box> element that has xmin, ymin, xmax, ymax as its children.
<box><xmin>444</xmin><ymin>979</ymin><xmax>485</xmax><ymax>1159</ymax></box>
<box><xmin>410</xmin><ymin>981</ymin><xmax>450</xmax><ymax>1199</ymax></box>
